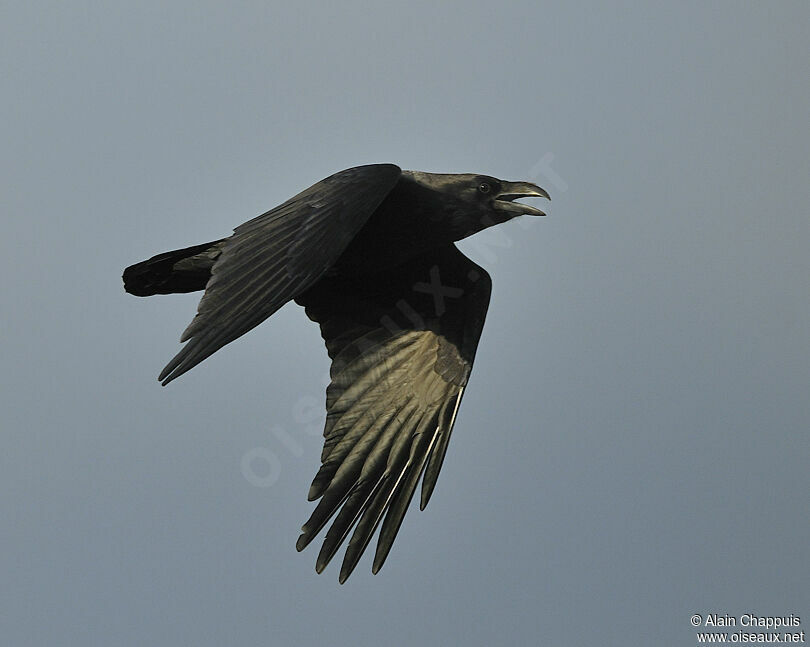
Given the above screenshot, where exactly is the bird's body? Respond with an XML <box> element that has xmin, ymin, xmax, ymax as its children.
<box><xmin>123</xmin><ymin>164</ymin><xmax>549</xmax><ymax>582</ymax></box>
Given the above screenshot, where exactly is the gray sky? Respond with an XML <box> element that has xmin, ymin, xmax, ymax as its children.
<box><xmin>2</xmin><ymin>1</ymin><xmax>808</xmax><ymax>645</ymax></box>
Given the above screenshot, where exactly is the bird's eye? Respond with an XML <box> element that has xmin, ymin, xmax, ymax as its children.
<box><xmin>478</xmin><ymin>182</ymin><xmax>491</xmax><ymax>194</ymax></box>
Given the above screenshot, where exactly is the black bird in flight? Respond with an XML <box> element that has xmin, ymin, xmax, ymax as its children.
<box><xmin>123</xmin><ymin>164</ymin><xmax>549</xmax><ymax>582</ymax></box>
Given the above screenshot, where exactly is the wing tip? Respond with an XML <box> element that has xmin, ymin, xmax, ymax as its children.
<box><xmin>315</xmin><ymin>543</ymin><xmax>338</xmax><ymax>574</ymax></box>
<box><xmin>307</xmin><ymin>482</ymin><xmax>323</xmax><ymax>501</ymax></box>
<box><xmin>371</xmin><ymin>557</ymin><xmax>385</xmax><ymax>575</ymax></box>
<box><xmin>157</xmin><ymin>365</ymin><xmax>183</xmax><ymax>386</ymax></box>
<box><xmin>295</xmin><ymin>533</ymin><xmax>310</xmax><ymax>552</ymax></box>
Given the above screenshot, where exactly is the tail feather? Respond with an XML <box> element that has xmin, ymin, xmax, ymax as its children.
<box><xmin>123</xmin><ymin>239</ymin><xmax>225</xmax><ymax>296</ymax></box>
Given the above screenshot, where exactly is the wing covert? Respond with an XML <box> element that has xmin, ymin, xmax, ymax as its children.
<box><xmin>158</xmin><ymin>164</ymin><xmax>401</xmax><ymax>384</ymax></box>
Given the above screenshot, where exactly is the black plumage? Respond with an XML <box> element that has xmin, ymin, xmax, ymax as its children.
<box><xmin>123</xmin><ymin>164</ymin><xmax>549</xmax><ymax>581</ymax></box>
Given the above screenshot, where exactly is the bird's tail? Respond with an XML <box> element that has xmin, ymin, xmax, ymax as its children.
<box><xmin>123</xmin><ymin>239</ymin><xmax>226</xmax><ymax>296</ymax></box>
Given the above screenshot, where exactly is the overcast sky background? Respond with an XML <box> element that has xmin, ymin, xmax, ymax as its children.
<box><xmin>2</xmin><ymin>2</ymin><xmax>809</xmax><ymax>645</ymax></box>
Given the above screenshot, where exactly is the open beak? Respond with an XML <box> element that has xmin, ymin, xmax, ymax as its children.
<box><xmin>494</xmin><ymin>181</ymin><xmax>551</xmax><ymax>216</ymax></box>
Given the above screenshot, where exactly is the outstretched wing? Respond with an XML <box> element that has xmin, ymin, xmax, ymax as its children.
<box><xmin>159</xmin><ymin>164</ymin><xmax>401</xmax><ymax>385</ymax></box>
<box><xmin>294</xmin><ymin>244</ymin><xmax>492</xmax><ymax>582</ymax></box>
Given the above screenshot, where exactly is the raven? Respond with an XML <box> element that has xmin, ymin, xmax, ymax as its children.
<box><xmin>123</xmin><ymin>164</ymin><xmax>549</xmax><ymax>582</ymax></box>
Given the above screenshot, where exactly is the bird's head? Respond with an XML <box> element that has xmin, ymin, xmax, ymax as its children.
<box><xmin>401</xmin><ymin>171</ymin><xmax>550</xmax><ymax>240</ymax></box>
